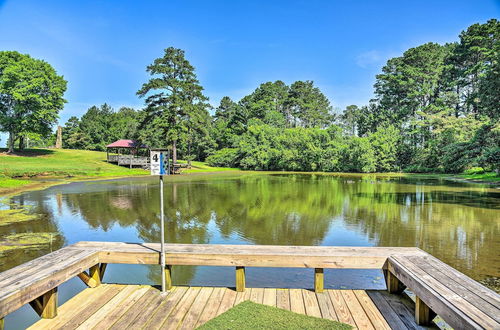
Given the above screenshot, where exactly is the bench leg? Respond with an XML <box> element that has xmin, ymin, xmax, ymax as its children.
<box><xmin>29</xmin><ymin>287</ymin><xmax>57</xmax><ymax>319</ymax></box>
<box><xmin>385</xmin><ymin>270</ymin><xmax>406</xmax><ymax>294</ymax></box>
<box><xmin>89</xmin><ymin>264</ymin><xmax>102</xmax><ymax>286</ymax></box>
<box><xmin>165</xmin><ymin>265</ymin><xmax>173</xmax><ymax>290</ymax></box>
<box><xmin>415</xmin><ymin>296</ymin><xmax>436</xmax><ymax>325</ymax></box>
<box><xmin>236</xmin><ymin>266</ymin><xmax>245</xmax><ymax>292</ymax></box>
<box><xmin>314</xmin><ymin>268</ymin><xmax>324</xmax><ymax>293</ymax></box>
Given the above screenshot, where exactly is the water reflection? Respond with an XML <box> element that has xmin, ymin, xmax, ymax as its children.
<box><xmin>3</xmin><ymin>173</ymin><xmax>499</xmax><ymax>288</ymax></box>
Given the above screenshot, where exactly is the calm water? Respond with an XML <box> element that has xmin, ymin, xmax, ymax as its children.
<box><xmin>1</xmin><ymin>172</ymin><xmax>499</xmax><ymax>329</ymax></box>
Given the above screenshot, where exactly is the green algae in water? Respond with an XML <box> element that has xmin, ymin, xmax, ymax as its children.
<box><xmin>0</xmin><ymin>208</ymin><xmax>38</xmax><ymax>226</ymax></box>
<box><xmin>0</xmin><ymin>232</ymin><xmax>60</xmax><ymax>255</ymax></box>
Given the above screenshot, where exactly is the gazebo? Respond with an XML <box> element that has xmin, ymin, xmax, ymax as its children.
<box><xmin>106</xmin><ymin>139</ymin><xmax>149</xmax><ymax>168</ymax></box>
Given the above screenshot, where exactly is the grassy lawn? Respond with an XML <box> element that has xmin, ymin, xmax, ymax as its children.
<box><xmin>0</xmin><ymin>148</ymin><xmax>238</xmax><ymax>195</ymax></box>
<box><xmin>198</xmin><ymin>301</ymin><xmax>352</xmax><ymax>330</ymax></box>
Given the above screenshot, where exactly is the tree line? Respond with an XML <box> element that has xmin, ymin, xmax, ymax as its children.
<box><xmin>1</xmin><ymin>19</ymin><xmax>498</xmax><ymax>173</ymax></box>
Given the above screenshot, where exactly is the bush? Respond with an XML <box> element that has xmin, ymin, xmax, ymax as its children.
<box><xmin>206</xmin><ymin>148</ymin><xmax>239</xmax><ymax>167</ymax></box>
<box><xmin>463</xmin><ymin>167</ymin><xmax>485</xmax><ymax>175</ymax></box>
<box><xmin>403</xmin><ymin>164</ymin><xmax>440</xmax><ymax>173</ymax></box>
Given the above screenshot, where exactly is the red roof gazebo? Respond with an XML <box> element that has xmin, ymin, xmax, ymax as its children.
<box><xmin>106</xmin><ymin>139</ymin><xmax>148</xmax><ymax>168</ymax></box>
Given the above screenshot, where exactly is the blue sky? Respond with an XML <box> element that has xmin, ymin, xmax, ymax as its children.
<box><xmin>0</xmin><ymin>0</ymin><xmax>498</xmax><ymax>126</ymax></box>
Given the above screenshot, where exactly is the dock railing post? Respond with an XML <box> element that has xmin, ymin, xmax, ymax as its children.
<box><xmin>314</xmin><ymin>268</ymin><xmax>324</xmax><ymax>293</ymax></box>
<box><xmin>236</xmin><ymin>266</ymin><xmax>245</xmax><ymax>292</ymax></box>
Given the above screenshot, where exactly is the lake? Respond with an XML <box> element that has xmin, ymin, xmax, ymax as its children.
<box><xmin>1</xmin><ymin>172</ymin><xmax>499</xmax><ymax>329</ymax></box>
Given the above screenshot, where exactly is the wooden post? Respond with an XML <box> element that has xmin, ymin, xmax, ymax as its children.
<box><xmin>77</xmin><ymin>271</ymin><xmax>98</xmax><ymax>288</ymax></box>
<box><xmin>415</xmin><ymin>296</ymin><xmax>435</xmax><ymax>325</ymax></box>
<box><xmin>29</xmin><ymin>288</ymin><xmax>57</xmax><ymax>319</ymax></box>
<box><xmin>314</xmin><ymin>268</ymin><xmax>324</xmax><ymax>293</ymax></box>
<box><xmin>236</xmin><ymin>266</ymin><xmax>245</xmax><ymax>292</ymax></box>
<box><xmin>0</xmin><ymin>317</ymin><xmax>4</xmax><ymax>330</ymax></box>
<box><xmin>89</xmin><ymin>264</ymin><xmax>102</xmax><ymax>287</ymax></box>
<box><xmin>99</xmin><ymin>263</ymin><xmax>107</xmax><ymax>281</ymax></box>
<box><xmin>165</xmin><ymin>265</ymin><xmax>173</xmax><ymax>290</ymax></box>
<box><xmin>385</xmin><ymin>270</ymin><xmax>406</xmax><ymax>294</ymax></box>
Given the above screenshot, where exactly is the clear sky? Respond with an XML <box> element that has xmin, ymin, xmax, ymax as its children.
<box><xmin>0</xmin><ymin>0</ymin><xmax>498</xmax><ymax>126</ymax></box>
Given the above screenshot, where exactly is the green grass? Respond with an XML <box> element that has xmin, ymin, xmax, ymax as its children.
<box><xmin>197</xmin><ymin>301</ymin><xmax>352</xmax><ymax>330</ymax></box>
<box><xmin>180</xmin><ymin>160</ymin><xmax>240</xmax><ymax>173</ymax></box>
<box><xmin>455</xmin><ymin>172</ymin><xmax>500</xmax><ymax>182</ymax></box>
<box><xmin>0</xmin><ymin>148</ymin><xmax>239</xmax><ymax>195</ymax></box>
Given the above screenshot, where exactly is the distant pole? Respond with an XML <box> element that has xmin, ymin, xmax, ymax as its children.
<box><xmin>160</xmin><ymin>174</ymin><xmax>166</xmax><ymax>293</ymax></box>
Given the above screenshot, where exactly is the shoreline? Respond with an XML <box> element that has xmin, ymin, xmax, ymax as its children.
<box><xmin>1</xmin><ymin>170</ymin><xmax>498</xmax><ymax>198</ymax></box>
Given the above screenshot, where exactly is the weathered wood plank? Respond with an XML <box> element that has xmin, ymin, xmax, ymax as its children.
<box><xmin>0</xmin><ymin>249</ymin><xmax>99</xmax><ymax>319</ymax></box>
<box><xmin>316</xmin><ymin>290</ymin><xmax>338</xmax><ymax>321</ymax></box>
<box><xmin>276</xmin><ymin>289</ymin><xmax>290</xmax><ymax>311</ymax></box>
<box><xmin>380</xmin><ymin>291</ymin><xmax>424</xmax><ymax>330</ymax></box>
<box><xmin>56</xmin><ymin>284</ymin><xmax>124</xmax><ymax>329</ymax></box>
<box><xmin>366</xmin><ymin>291</ymin><xmax>409</xmax><ymax>330</ymax></box>
<box><xmin>143</xmin><ymin>286</ymin><xmax>188</xmax><ymax>329</ymax></box>
<box><xmin>88</xmin><ymin>285</ymin><xmax>150</xmax><ymax>329</ymax></box>
<box><xmin>108</xmin><ymin>287</ymin><xmax>159</xmax><ymax>330</ymax></box>
<box><xmin>195</xmin><ymin>287</ymin><xmax>226</xmax><ymax>327</ymax></box>
<box><xmin>216</xmin><ymin>288</ymin><xmax>238</xmax><ymax>316</ymax></box>
<box><xmin>179</xmin><ymin>287</ymin><xmax>213</xmax><ymax>330</ymax></box>
<box><xmin>262</xmin><ymin>288</ymin><xmax>277</xmax><ymax>307</ymax></box>
<box><xmin>341</xmin><ymin>290</ymin><xmax>374</xmax><ymax>330</ymax></box>
<box><xmin>71</xmin><ymin>241</ymin><xmax>425</xmax><ymax>268</ymax></box>
<box><xmin>122</xmin><ymin>288</ymin><xmax>166</xmax><ymax>329</ymax></box>
<box><xmin>302</xmin><ymin>289</ymin><xmax>322</xmax><ymax>318</ymax></box>
<box><xmin>250</xmin><ymin>288</ymin><xmax>264</xmax><ymax>304</ymax></box>
<box><xmin>75</xmin><ymin>285</ymin><xmax>140</xmax><ymax>329</ymax></box>
<box><xmin>160</xmin><ymin>287</ymin><xmax>201</xmax><ymax>329</ymax></box>
<box><xmin>233</xmin><ymin>287</ymin><xmax>252</xmax><ymax>306</ymax></box>
<box><xmin>327</xmin><ymin>290</ymin><xmax>356</xmax><ymax>326</ymax></box>
<box><xmin>353</xmin><ymin>290</ymin><xmax>391</xmax><ymax>330</ymax></box>
<box><xmin>409</xmin><ymin>255</ymin><xmax>500</xmax><ymax>323</ymax></box>
<box><xmin>390</xmin><ymin>256</ymin><xmax>496</xmax><ymax>329</ymax></box>
<box><xmin>30</xmin><ymin>286</ymin><xmax>108</xmax><ymax>330</ymax></box>
<box><xmin>289</xmin><ymin>289</ymin><xmax>306</xmax><ymax>315</ymax></box>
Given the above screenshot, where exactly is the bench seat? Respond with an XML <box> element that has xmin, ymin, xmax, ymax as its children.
<box><xmin>388</xmin><ymin>254</ymin><xmax>500</xmax><ymax>329</ymax></box>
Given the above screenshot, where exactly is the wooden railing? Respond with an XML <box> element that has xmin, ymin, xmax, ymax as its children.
<box><xmin>0</xmin><ymin>242</ymin><xmax>498</xmax><ymax>330</ymax></box>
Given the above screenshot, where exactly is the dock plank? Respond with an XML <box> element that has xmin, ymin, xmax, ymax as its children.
<box><xmin>216</xmin><ymin>288</ymin><xmax>237</xmax><ymax>316</ymax></box>
<box><xmin>179</xmin><ymin>287</ymin><xmax>213</xmax><ymax>330</ymax></box>
<box><xmin>328</xmin><ymin>289</ymin><xmax>356</xmax><ymax>327</ymax></box>
<box><xmin>289</xmin><ymin>289</ymin><xmax>306</xmax><ymax>315</ymax></box>
<box><xmin>316</xmin><ymin>290</ymin><xmax>338</xmax><ymax>321</ymax></box>
<box><xmin>341</xmin><ymin>290</ymin><xmax>374</xmax><ymax>330</ymax></box>
<box><xmin>195</xmin><ymin>287</ymin><xmax>226</xmax><ymax>327</ymax></box>
<box><xmin>108</xmin><ymin>287</ymin><xmax>159</xmax><ymax>330</ymax></box>
<box><xmin>302</xmin><ymin>289</ymin><xmax>322</xmax><ymax>318</ymax></box>
<box><xmin>262</xmin><ymin>288</ymin><xmax>277</xmax><ymax>307</ymax></box>
<box><xmin>161</xmin><ymin>287</ymin><xmax>201</xmax><ymax>329</ymax></box>
<box><xmin>144</xmin><ymin>286</ymin><xmax>188</xmax><ymax>330</ymax></box>
<box><xmin>353</xmin><ymin>290</ymin><xmax>391</xmax><ymax>330</ymax></box>
<box><xmin>276</xmin><ymin>289</ymin><xmax>290</xmax><ymax>311</ymax></box>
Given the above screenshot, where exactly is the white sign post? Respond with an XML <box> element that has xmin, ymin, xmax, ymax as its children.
<box><xmin>150</xmin><ymin>150</ymin><xmax>169</xmax><ymax>293</ymax></box>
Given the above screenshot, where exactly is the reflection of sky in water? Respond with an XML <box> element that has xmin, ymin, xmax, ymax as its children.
<box><xmin>3</xmin><ymin>173</ymin><xmax>500</xmax><ymax>329</ymax></box>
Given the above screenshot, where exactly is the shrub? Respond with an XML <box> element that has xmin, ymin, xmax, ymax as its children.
<box><xmin>206</xmin><ymin>148</ymin><xmax>239</xmax><ymax>167</ymax></box>
<box><xmin>463</xmin><ymin>167</ymin><xmax>485</xmax><ymax>175</ymax></box>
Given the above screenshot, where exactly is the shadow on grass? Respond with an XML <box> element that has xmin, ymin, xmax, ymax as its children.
<box><xmin>0</xmin><ymin>148</ymin><xmax>55</xmax><ymax>157</ymax></box>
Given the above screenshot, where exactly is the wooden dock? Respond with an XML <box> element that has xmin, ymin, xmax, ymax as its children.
<box><xmin>1</xmin><ymin>242</ymin><xmax>499</xmax><ymax>329</ymax></box>
<box><xmin>28</xmin><ymin>285</ymin><xmax>426</xmax><ymax>330</ymax></box>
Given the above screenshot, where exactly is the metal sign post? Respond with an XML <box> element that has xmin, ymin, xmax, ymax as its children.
<box><xmin>150</xmin><ymin>149</ymin><xmax>169</xmax><ymax>294</ymax></box>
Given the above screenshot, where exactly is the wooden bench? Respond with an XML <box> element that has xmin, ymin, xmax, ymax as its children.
<box><xmin>0</xmin><ymin>247</ymin><xmax>101</xmax><ymax>324</ymax></box>
<box><xmin>387</xmin><ymin>254</ymin><xmax>500</xmax><ymax>329</ymax></box>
